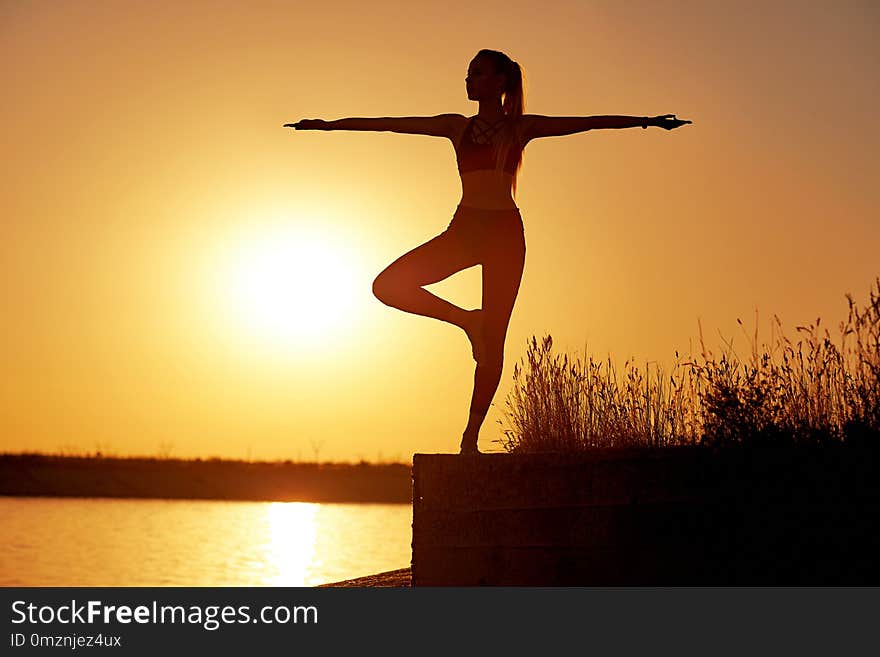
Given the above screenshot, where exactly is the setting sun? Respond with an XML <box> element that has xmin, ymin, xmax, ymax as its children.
<box><xmin>220</xmin><ymin>225</ymin><xmax>363</xmax><ymax>347</ymax></box>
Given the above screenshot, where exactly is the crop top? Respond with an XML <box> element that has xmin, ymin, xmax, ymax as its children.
<box><xmin>456</xmin><ymin>115</ymin><xmax>522</xmax><ymax>176</ymax></box>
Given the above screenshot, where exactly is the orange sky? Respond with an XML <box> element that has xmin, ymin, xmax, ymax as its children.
<box><xmin>3</xmin><ymin>1</ymin><xmax>878</xmax><ymax>461</ymax></box>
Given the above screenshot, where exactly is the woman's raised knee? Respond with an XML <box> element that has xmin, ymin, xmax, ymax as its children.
<box><xmin>372</xmin><ymin>269</ymin><xmax>404</xmax><ymax>304</ymax></box>
<box><xmin>371</xmin><ymin>273</ymin><xmax>391</xmax><ymax>302</ymax></box>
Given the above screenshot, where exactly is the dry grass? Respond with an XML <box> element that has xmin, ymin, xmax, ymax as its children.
<box><xmin>496</xmin><ymin>277</ymin><xmax>880</xmax><ymax>452</ymax></box>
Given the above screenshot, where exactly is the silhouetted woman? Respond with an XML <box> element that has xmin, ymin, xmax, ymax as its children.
<box><xmin>285</xmin><ymin>49</ymin><xmax>691</xmax><ymax>454</ymax></box>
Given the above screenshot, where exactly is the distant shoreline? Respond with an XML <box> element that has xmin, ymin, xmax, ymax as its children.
<box><xmin>0</xmin><ymin>453</ymin><xmax>412</xmax><ymax>504</ymax></box>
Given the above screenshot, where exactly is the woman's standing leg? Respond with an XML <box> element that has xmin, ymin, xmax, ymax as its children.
<box><xmin>461</xmin><ymin>214</ymin><xmax>526</xmax><ymax>452</ymax></box>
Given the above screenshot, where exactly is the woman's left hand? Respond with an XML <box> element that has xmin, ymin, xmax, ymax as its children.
<box><xmin>650</xmin><ymin>114</ymin><xmax>692</xmax><ymax>130</ymax></box>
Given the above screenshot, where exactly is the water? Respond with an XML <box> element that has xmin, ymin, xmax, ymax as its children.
<box><xmin>0</xmin><ymin>496</ymin><xmax>412</xmax><ymax>587</ymax></box>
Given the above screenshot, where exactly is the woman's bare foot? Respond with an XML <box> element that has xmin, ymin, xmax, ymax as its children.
<box><xmin>463</xmin><ymin>309</ymin><xmax>486</xmax><ymax>364</ymax></box>
<box><xmin>459</xmin><ymin>432</ymin><xmax>480</xmax><ymax>455</ymax></box>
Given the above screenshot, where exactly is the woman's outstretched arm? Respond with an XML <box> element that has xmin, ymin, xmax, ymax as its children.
<box><xmin>284</xmin><ymin>114</ymin><xmax>461</xmax><ymax>137</ymax></box>
<box><xmin>522</xmin><ymin>113</ymin><xmax>692</xmax><ymax>140</ymax></box>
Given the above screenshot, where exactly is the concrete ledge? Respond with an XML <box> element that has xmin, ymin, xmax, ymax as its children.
<box><xmin>411</xmin><ymin>445</ymin><xmax>880</xmax><ymax>585</ymax></box>
<box><xmin>316</xmin><ymin>567</ymin><xmax>411</xmax><ymax>587</ymax></box>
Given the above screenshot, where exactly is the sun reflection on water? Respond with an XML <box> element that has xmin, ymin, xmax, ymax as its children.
<box><xmin>0</xmin><ymin>498</ymin><xmax>413</xmax><ymax>587</ymax></box>
<box><xmin>263</xmin><ymin>502</ymin><xmax>319</xmax><ymax>586</ymax></box>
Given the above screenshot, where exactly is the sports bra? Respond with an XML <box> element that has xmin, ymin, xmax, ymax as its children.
<box><xmin>456</xmin><ymin>115</ymin><xmax>523</xmax><ymax>176</ymax></box>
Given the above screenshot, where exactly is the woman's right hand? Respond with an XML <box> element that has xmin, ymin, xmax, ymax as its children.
<box><xmin>283</xmin><ymin>119</ymin><xmax>329</xmax><ymax>130</ymax></box>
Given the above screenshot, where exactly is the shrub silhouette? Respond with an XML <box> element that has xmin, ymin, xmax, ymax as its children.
<box><xmin>498</xmin><ymin>278</ymin><xmax>880</xmax><ymax>452</ymax></box>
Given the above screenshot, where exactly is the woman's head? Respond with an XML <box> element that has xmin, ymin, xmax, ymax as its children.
<box><xmin>466</xmin><ymin>50</ymin><xmax>525</xmax><ymax>119</ymax></box>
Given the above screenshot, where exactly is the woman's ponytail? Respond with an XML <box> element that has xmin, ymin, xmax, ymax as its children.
<box><xmin>477</xmin><ymin>50</ymin><xmax>527</xmax><ymax>197</ymax></box>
